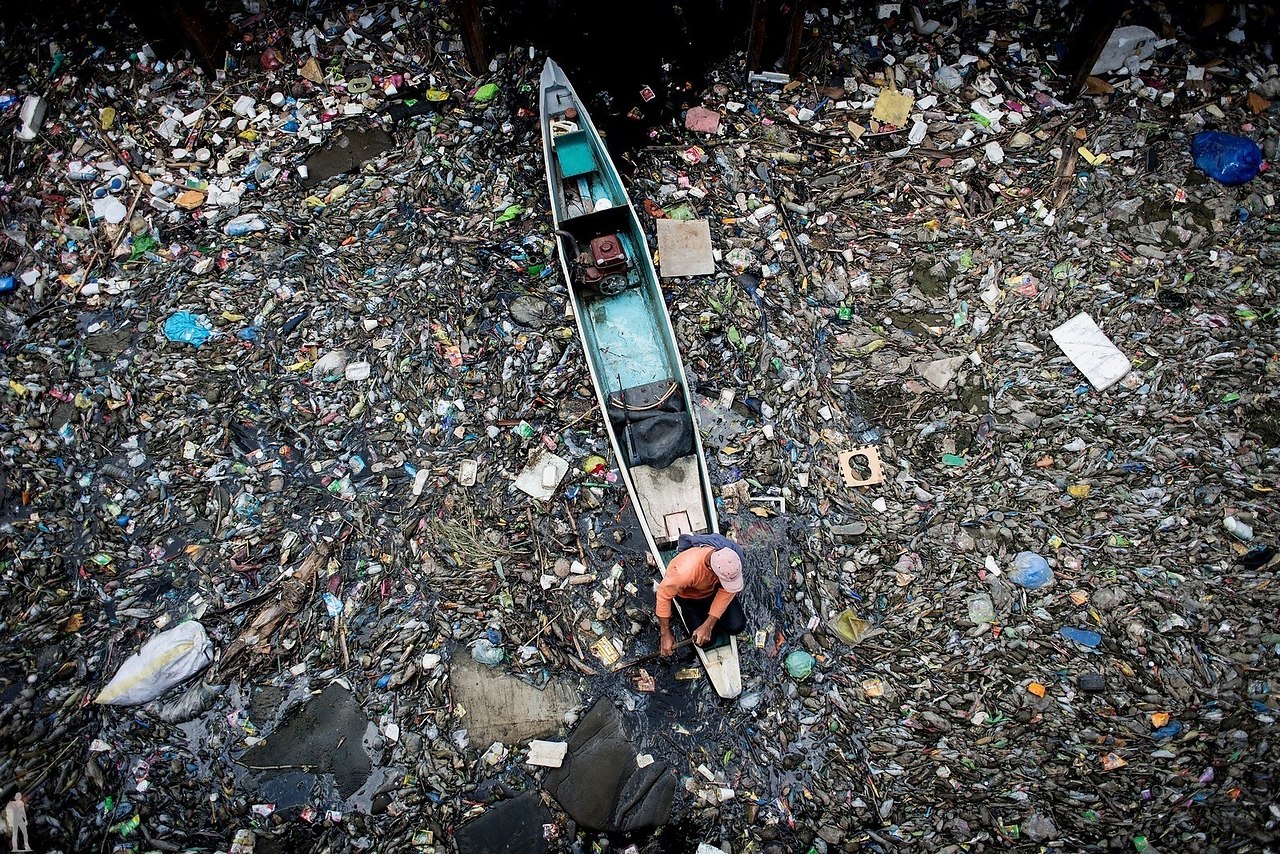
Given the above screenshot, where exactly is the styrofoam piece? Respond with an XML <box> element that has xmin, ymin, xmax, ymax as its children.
<box><xmin>1049</xmin><ymin>312</ymin><xmax>1131</xmax><ymax>390</ymax></box>
<box><xmin>526</xmin><ymin>740</ymin><xmax>568</xmax><ymax>768</ymax></box>
<box><xmin>513</xmin><ymin>449</ymin><xmax>569</xmax><ymax>500</ymax></box>
<box><xmin>1090</xmin><ymin>25</ymin><xmax>1158</xmax><ymax>75</ymax></box>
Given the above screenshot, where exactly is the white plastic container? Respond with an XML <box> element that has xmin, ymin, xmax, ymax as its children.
<box><xmin>17</xmin><ymin>95</ymin><xmax>47</xmax><ymax>141</ymax></box>
<box><xmin>1224</xmin><ymin>516</ymin><xmax>1254</xmax><ymax>541</ymax></box>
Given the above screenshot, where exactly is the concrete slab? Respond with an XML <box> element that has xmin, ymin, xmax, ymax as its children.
<box><xmin>656</xmin><ymin>219</ymin><xmax>715</xmax><ymax>277</ymax></box>
<box><xmin>302</xmin><ymin>127</ymin><xmax>394</xmax><ymax>188</ymax></box>
<box><xmin>544</xmin><ymin>698</ymin><xmax>674</xmax><ymax>832</ymax></box>
<box><xmin>449</xmin><ymin>652</ymin><xmax>580</xmax><ymax>746</ymax></box>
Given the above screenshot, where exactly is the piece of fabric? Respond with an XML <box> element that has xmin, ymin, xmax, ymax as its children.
<box><xmin>676</xmin><ymin>532</ymin><xmax>745</xmax><ymax>564</ymax></box>
<box><xmin>544</xmin><ymin>699</ymin><xmax>673</xmax><ymax>832</ymax></box>
<box><xmin>676</xmin><ymin>594</ymin><xmax>746</xmax><ymax>637</ymax></box>
<box><xmin>656</xmin><ymin>546</ymin><xmax>735</xmax><ymax>620</ymax></box>
<box><xmin>624</xmin><ymin>411</ymin><xmax>692</xmax><ymax>469</ymax></box>
<box><xmin>452</xmin><ymin>791</ymin><xmax>552</xmax><ymax>854</ymax></box>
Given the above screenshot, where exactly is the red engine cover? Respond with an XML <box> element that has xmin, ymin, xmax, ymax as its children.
<box><xmin>589</xmin><ymin>234</ymin><xmax>626</xmax><ymax>270</ymax></box>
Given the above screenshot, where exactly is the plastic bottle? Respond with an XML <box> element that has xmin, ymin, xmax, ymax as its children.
<box><xmin>1224</xmin><ymin>516</ymin><xmax>1254</xmax><ymax>541</ymax></box>
<box><xmin>67</xmin><ymin>162</ymin><xmax>100</xmax><ymax>182</ymax></box>
<box><xmin>1059</xmin><ymin>627</ymin><xmax>1102</xmax><ymax>648</ymax></box>
<box><xmin>224</xmin><ymin>214</ymin><xmax>266</xmax><ymax>236</ymax></box>
<box><xmin>16</xmin><ymin>95</ymin><xmax>46</xmax><ymax>141</ymax></box>
<box><xmin>1007</xmin><ymin>551</ymin><xmax>1054</xmax><ymax>589</ymax></box>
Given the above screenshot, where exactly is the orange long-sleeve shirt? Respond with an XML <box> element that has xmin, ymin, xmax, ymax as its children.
<box><xmin>656</xmin><ymin>546</ymin><xmax>737</xmax><ymax>620</ymax></box>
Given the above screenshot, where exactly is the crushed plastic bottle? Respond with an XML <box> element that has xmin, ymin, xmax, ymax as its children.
<box><xmin>223</xmin><ymin>213</ymin><xmax>267</xmax><ymax>236</ymax></box>
<box><xmin>967</xmin><ymin>593</ymin><xmax>996</xmax><ymax>625</ymax></box>
<box><xmin>1059</xmin><ymin>627</ymin><xmax>1103</xmax><ymax>649</ymax></box>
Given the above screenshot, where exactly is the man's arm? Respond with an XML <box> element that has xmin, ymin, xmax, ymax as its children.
<box><xmin>657</xmin><ymin>549</ymin><xmax>703</xmax><ymax>655</ymax></box>
<box><xmin>656</xmin><ymin>573</ymin><xmax>680</xmax><ymax>655</ymax></box>
<box><xmin>692</xmin><ymin>587</ymin><xmax>737</xmax><ymax>645</ymax></box>
<box><xmin>658</xmin><ymin>614</ymin><xmax>674</xmax><ymax>656</ymax></box>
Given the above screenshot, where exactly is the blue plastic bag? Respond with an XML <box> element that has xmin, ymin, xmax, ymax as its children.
<box><xmin>1191</xmin><ymin>131</ymin><xmax>1263</xmax><ymax>185</ymax></box>
<box><xmin>163</xmin><ymin>311</ymin><xmax>212</xmax><ymax>347</ymax></box>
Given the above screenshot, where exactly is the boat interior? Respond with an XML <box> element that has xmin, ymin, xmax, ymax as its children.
<box><xmin>545</xmin><ymin>84</ymin><xmax>711</xmax><ymax>550</ymax></box>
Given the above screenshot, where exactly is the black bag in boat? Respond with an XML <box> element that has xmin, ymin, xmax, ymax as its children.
<box><xmin>607</xmin><ymin>380</ymin><xmax>693</xmax><ymax>470</ymax></box>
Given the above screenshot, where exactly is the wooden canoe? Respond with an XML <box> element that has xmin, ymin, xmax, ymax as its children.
<box><xmin>539</xmin><ymin>58</ymin><xmax>741</xmax><ymax>699</ymax></box>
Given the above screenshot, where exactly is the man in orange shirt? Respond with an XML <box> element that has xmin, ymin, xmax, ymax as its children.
<box><xmin>657</xmin><ymin>533</ymin><xmax>747</xmax><ymax>656</ymax></box>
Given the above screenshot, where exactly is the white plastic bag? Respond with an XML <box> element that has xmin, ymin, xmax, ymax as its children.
<box><xmin>95</xmin><ymin>621</ymin><xmax>214</xmax><ymax>706</ymax></box>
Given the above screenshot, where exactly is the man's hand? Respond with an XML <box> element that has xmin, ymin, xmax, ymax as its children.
<box><xmin>659</xmin><ymin>628</ymin><xmax>675</xmax><ymax>657</ymax></box>
<box><xmin>692</xmin><ymin>617</ymin><xmax>718</xmax><ymax>647</ymax></box>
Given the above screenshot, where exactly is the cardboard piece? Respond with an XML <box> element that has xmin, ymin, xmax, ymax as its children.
<box><xmin>871</xmin><ymin>88</ymin><xmax>913</xmax><ymax>127</ymax></box>
<box><xmin>656</xmin><ymin>219</ymin><xmax>715</xmax><ymax>277</ymax></box>
<box><xmin>838</xmin><ymin>446</ymin><xmax>885</xmax><ymax>488</ymax></box>
<box><xmin>1049</xmin><ymin>312</ymin><xmax>1131</xmax><ymax>390</ymax></box>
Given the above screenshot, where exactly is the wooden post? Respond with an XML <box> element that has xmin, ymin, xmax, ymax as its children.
<box><xmin>449</xmin><ymin>0</ymin><xmax>488</xmax><ymax>76</ymax></box>
<box><xmin>1060</xmin><ymin>0</ymin><xmax>1131</xmax><ymax>102</ymax></box>
<box><xmin>747</xmin><ymin>0</ymin><xmax>769</xmax><ymax>72</ymax></box>
<box><xmin>169</xmin><ymin>0</ymin><xmax>226</xmax><ymax>77</ymax></box>
<box><xmin>783</xmin><ymin>0</ymin><xmax>809</xmax><ymax>75</ymax></box>
<box><xmin>119</xmin><ymin>0</ymin><xmax>227</xmax><ymax>77</ymax></box>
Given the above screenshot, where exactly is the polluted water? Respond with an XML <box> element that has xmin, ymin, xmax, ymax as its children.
<box><xmin>0</xmin><ymin>0</ymin><xmax>1277</xmax><ymax>853</ymax></box>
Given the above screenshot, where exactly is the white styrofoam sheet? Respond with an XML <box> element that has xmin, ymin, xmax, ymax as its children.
<box><xmin>1050</xmin><ymin>312</ymin><xmax>1131</xmax><ymax>390</ymax></box>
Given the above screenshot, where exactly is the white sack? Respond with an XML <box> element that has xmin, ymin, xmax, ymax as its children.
<box><xmin>95</xmin><ymin>620</ymin><xmax>214</xmax><ymax>706</ymax></box>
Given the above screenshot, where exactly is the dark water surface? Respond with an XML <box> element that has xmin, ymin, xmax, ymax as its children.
<box><xmin>491</xmin><ymin>0</ymin><xmax>759</xmax><ymax>158</ymax></box>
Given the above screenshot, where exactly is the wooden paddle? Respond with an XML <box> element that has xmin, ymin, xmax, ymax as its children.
<box><xmin>610</xmin><ymin>638</ymin><xmax>695</xmax><ymax>672</ymax></box>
